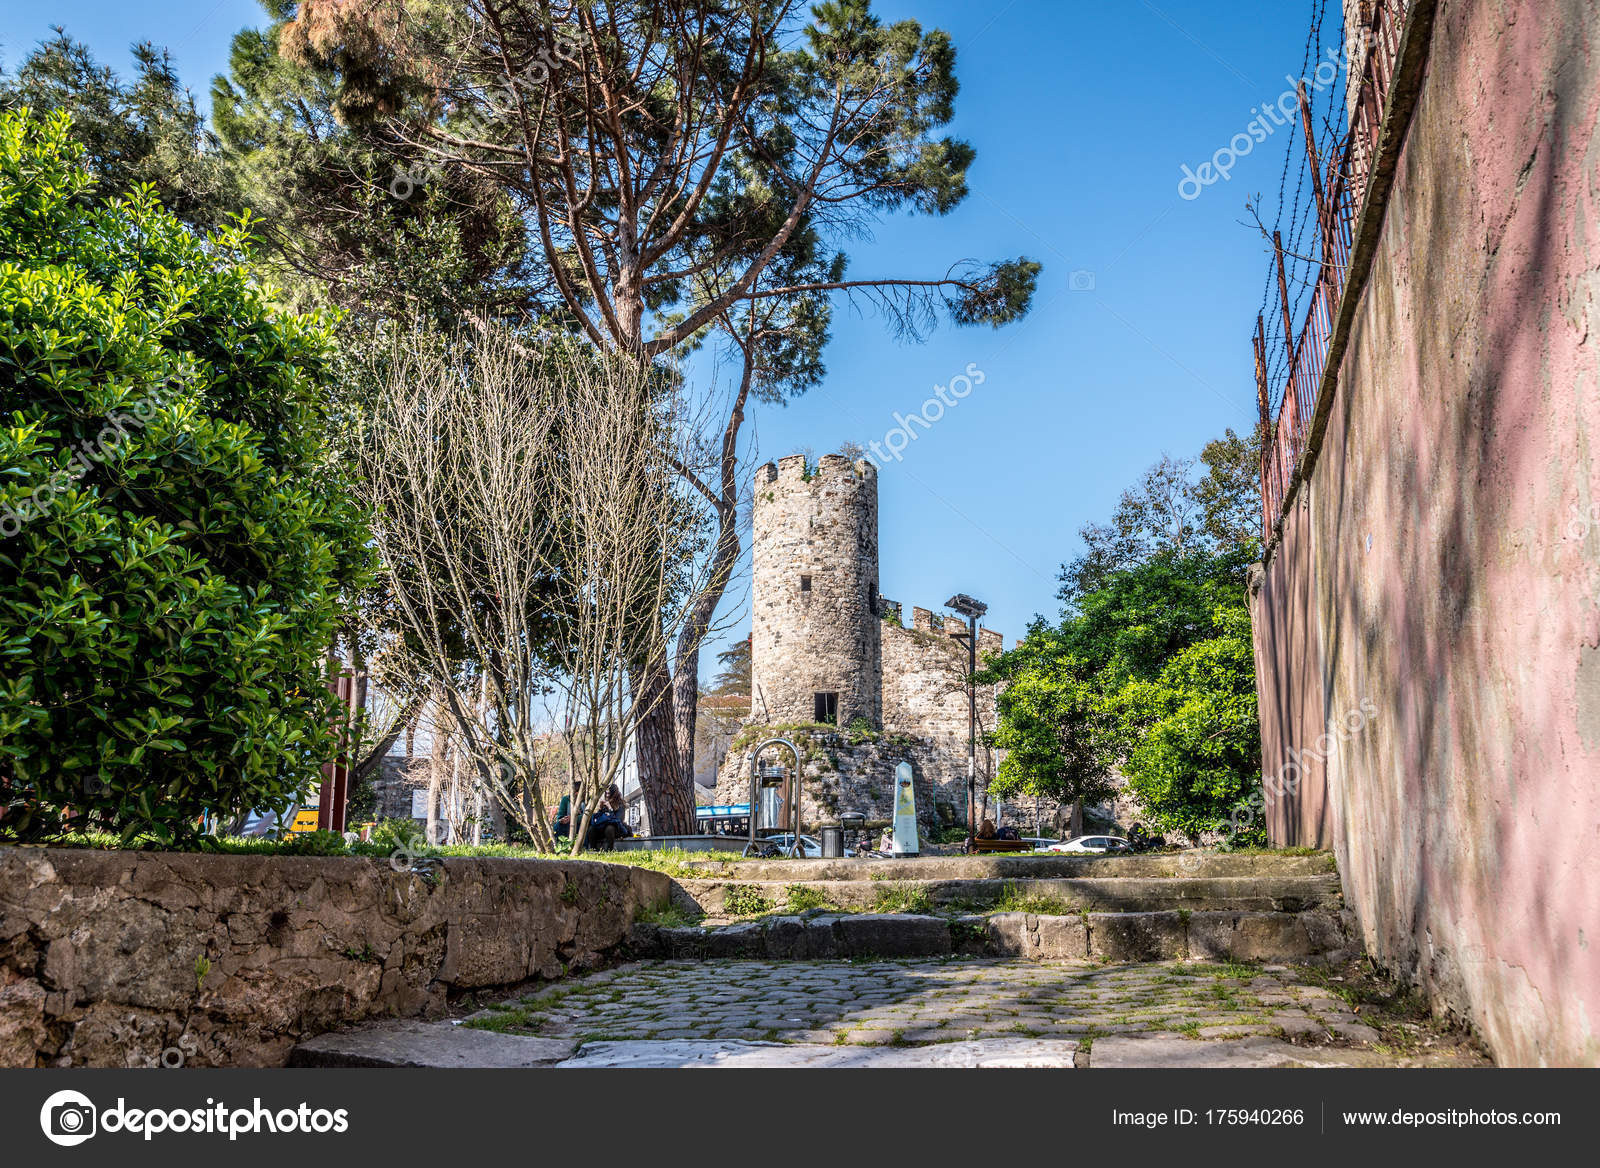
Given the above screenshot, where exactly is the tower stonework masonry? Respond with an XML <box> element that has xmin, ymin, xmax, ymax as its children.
<box><xmin>750</xmin><ymin>454</ymin><xmax>882</xmax><ymax>729</ymax></box>
<box><xmin>721</xmin><ymin>452</ymin><xmax>1062</xmax><ymax>837</ymax></box>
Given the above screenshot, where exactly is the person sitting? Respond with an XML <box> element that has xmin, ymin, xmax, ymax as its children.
<box><xmin>552</xmin><ymin>780</ymin><xmax>582</xmax><ymax>842</ymax></box>
<box><xmin>977</xmin><ymin>817</ymin><xmax>997</xmax><ymax>839</ymax></box>
<box><xmin>587</xmin><ymin>783</ymin><xmax>632</xmax><ymax>851</ymax></box>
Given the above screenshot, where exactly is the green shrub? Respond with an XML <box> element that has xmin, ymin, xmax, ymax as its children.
<box><xmin>276</xmin><ymin>829</ymin><xmax>351</xmax><ymax>857</ymax></box>
<box><xmin>0</xmin><ymin>110</ymin><xmax>372</xmax><ymax>844</ymax></box>
<box><xmin>369</xmin><ymin>818</ymin><xmax>425</xmax><ymax>853</ymax></box>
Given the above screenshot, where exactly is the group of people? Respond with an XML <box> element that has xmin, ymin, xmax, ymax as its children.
<box><xmin>551</xmin><ymin>780</ymin><xmax>633</xmax><ymax>851</ymax></box>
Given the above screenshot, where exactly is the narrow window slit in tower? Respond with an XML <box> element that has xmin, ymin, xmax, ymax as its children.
<box><xmin>800</xmin><ymin>575</ymin><xmax>812</xmax><ymax>593</ymax></box>
<box><xmin>814</xmin><ymin>692</ymin><xmax>838</xmax><ymax>725</ymax></box>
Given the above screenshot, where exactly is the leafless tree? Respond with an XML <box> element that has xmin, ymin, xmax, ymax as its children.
<box><xmin>361</xmin><ymin>325</ymin><xmax>722</xmax><ymax>851</ymax></box>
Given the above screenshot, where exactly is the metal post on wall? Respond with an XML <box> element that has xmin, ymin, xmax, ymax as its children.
<box><xmin>945</xmin><ymin>593</ymin><xmax>987</xmax><ymax>853</ymax></box>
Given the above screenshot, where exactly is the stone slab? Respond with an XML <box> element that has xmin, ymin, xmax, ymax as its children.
<box><xmin>681</xmin><ymin>854</ymin><xmax>1337</xmax><ymax>881</ymax></box>
<box><xmin>288</xmin><ymin>1021</ymin><xmax>577</xmax><ymax>1068</ymax></box>
<box><xmin>559</xmin><ymin>1038</ymin><xmax>1078</xmax><ymax>1068</ymax></box>
<box><xmin>1090</xmin><ymin>1035</ymin><xmax>1378</xmax><ymax>1069</ymax></box>
<box><xmin>1088</xmin><ymin>911</ymin><xmax>1186</xmax><ymax>961</ymax></box>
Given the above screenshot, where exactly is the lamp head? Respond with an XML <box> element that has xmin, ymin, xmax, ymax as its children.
<box><xmin>944</xmin><ymin>593</ymin><xmax>987</xmax><ymax>620</ymax></box>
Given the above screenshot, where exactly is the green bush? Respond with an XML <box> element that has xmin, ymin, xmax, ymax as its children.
<box><xmin>369</xmin><ymin>817</ymin><xmax>425</xmax><ymax>853</ymax></box>
<box><xmin>275</xmin><ymin>829</ymin><xmax>351</xmax><ymax>857</ymax></box>
<box><xmin>0</xmin><ymin>110</ymin><xmax>371</xmax><ymax>844</ymax></box>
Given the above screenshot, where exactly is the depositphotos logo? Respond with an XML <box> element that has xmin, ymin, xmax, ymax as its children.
<box><xmin>40</xmin><ymin>1089</ymin><xmax>350</xmax><ymax>1144</ymax></box>
<box><xmin>41</xmin><ymin>1091</ymin><xmax>97</xmax><ymax>1147</ymax></box>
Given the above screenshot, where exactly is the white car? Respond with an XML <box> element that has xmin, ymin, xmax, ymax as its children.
<box><xmin>761</xmin><ymin>833</ymin><xmax>822</xmax><ymax>858</ymax></box>
<box><xmin>1044</xmin><ymin>834</ymin><xmax>1133</xmax><ymax>855</ymax></box>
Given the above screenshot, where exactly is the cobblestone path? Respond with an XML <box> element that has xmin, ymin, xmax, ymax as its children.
<box><xmin>457</xmin><ymin>958</ymin><xmax>1483</xmax><ymax>1066</ymax></box>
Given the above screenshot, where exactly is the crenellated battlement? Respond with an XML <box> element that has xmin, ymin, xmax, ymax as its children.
<box><xmin>879</xmin><ymin>596</ymin><xmax>1003</xmax><ymax>655</ymax></box>
<box><xmin>754</xmin><ymin>453</ymin><xmax>877</xmax><ymax>491</ymax></box>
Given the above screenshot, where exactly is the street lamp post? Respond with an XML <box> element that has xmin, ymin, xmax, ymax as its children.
<box><xmin>945</xmin><ymin>593</ymin><xmax>987</xmax><ymax>855</ymax></box>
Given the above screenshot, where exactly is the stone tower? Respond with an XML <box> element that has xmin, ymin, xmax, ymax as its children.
<box><xmin>750</xmin><ymin>453</ymin><xmax>882</xmax><ymax>729</ymax></box>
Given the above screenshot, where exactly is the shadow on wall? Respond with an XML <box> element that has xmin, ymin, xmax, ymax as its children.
<box><xmin>1254</xmin><ymin>0</ymin><xmax>1600</xmax><ymax>1066</ymax></box>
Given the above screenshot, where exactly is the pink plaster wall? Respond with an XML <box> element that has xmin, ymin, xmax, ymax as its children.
<box><xmin>1251</xmin><ymin>0</ymin><xmax>1600</xmax><ymax>1066</ymax></box>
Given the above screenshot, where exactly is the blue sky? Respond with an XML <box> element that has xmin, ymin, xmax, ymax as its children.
<box><xmin>1</xmin><ymin>0</ymin><xmax>1327</xmax><ymax>659</ymax></box>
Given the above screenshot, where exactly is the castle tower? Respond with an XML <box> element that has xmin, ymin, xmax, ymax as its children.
<box><xmin>749</xmin><ymin>453</ymin><xmax>882</xmax><ymax>729</ymax></box>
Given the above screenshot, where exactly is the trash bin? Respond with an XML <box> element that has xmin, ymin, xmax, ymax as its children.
<box><xmin>820</xmin><ymin>825</ymin><xmax>844</xmax><ymax>858</ymax></box>
<box><xmin>839</xmin><ymin>810</ymin><xmax>865</xmax><ymax>856</ymax></box>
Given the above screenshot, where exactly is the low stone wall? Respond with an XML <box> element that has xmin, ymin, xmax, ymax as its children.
<box><xmin>630</xmin><ymin>909</ymin><xmax>1357</xmax><ymax>964</ymax></box>
<box><xmin>0</xmin><ymin>847</ymin><xmax>668</xmax><ymax>1068</ymax></box>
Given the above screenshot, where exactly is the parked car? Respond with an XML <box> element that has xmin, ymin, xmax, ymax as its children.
<box><xmin>1022</xmin><ymin>837</ymin><xmax>1061</xmax><ymax>851</ymax></box>
<box><xmin>1044</xmin><ymin>834</ymin><xmax>1133</xmax><ymax>855</ymax></box>
<box><xmin>761</xmin><ymin>833</ymin><xmax>822</xmax><ymax>858</ymax></box>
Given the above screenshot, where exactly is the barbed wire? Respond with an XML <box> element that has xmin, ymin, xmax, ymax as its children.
<box><xmin>1254</xmin><ymin>0</ymin><xmax>1348</xmax><ymax>414</ymax></box>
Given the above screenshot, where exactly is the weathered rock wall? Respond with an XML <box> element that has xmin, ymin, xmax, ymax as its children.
<box><xmin>880</xmin><ymin>616</ymin><xmax>1009</xmax><ymax>823</ymax></box>
<box><xmin>0</xmin><ymin>847</ymin><xmax>668</xmax><ymax>1067</ymax></box>
<box><xmin>713</xmin><ymin>728</ymin><xmax>939</xmax><ymax>834</ymax></box>
<box><xmin>1250</xmin><ymin>0</ymin><xmax>1600</xmax><ymax>1065</ymax></box>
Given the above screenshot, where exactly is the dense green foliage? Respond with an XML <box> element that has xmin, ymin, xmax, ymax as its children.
<box><xmin>0</xmin><ymin>110</ymin><xmax>371</xmax><ymax>843</ymax></box>
<box><xmin>982</xmin><ymin>456</ymin><xmax>1264</xmax><ymax>843</ymax></box>
<box><xmin>0</xmin><ymin>31</ymin><xmax>237</xmax><ymax>232</ymax></box>
<box><xmin>210</xmin><ymin>4</ymin><xmax>538</xmax><ymax>325</ymax></box>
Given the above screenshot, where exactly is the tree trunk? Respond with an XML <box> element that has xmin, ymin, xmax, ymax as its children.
<box><xmin>671</xmin><ymin>645</ymin><xmax>701</xmax><ymax>792</ymax></box>
<box><xmin>1070</xmin><ymin>799</ymin><xmax>1084</xmax><ymax>838</ymax></box>
<box><xmin>669</xmin><ymin>351</ymin><xmax>753</xmax><ymax>785</ymax></box>
<box><xmin>633</xmin><ymin>657</ymin><xmax>695</xmax><ymax>835</ymax></box>
<box><xmin>426</xmin><ymin>751</ymin><xmax>444</xmax><ymax>846</ymax></box>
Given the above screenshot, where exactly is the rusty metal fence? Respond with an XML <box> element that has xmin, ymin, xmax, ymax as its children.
<box><xmin>1255</xmin><ymin>0</ymin><xmax>1408</xmax><ymax>543</ymax></box>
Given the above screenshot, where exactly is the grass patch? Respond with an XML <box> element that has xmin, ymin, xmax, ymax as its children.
<box><xmin>1191</xmin><ymin>959</ymin><xmax>1261</xmax><ymax>982</ymax></box>
<box><xmin>635</xmin><ymin>899</ymin><xmax>702</xmax><ymax>928</ymax></box>
<box><xmin>784</xmin><ymin>884</ymin><xmax>836</xmax><ymax>913</ymax></box>
<box><xmin>463</xmin><ymin>1006</ymin><xmax>546</xmax><ymax>1035</ymax></box>
<box><xmin>991</xmin><ymin>880</ymin><xmax>1073</xmax><ymax>916</ymax></box>
<box><xmin>722</xmin><ymin>884</ymin><xmax>774</xmax><ymax>917</ymax></box>
<box><xmin>7</xmin><ymin>831</ymin><xmax>759</xmax><ymax>880</ymax></box>
<box><xmin>871</xmin><ymin>881</ymin><xmax>933</xmax><ymax>914</ymax></box>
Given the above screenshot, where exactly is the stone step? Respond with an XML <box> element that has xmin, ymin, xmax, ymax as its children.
<box><xmin>630</xmin><ymin>908</ymin><xmax>1357</xmax><ymax>964</ymax></box>
<box><xmin>683</xmin><ymin>852</ymin><xmax>1337</xmax><ymax>881</ymax></box>
<box><xmin>672</xmin><ymin>874</ymin><xmax>1343</xmax><ymax>918</ymax></box>
<box><xmin>288</xmin><ymin>1020</ymin><xmax>577</xmax><ymax>1068</ymax></box>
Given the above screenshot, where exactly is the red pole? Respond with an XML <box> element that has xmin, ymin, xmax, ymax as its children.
<box><xmin>318</xmin><ymin>669</ymin><xmax>358</xmax><ymax>833</ymax></box>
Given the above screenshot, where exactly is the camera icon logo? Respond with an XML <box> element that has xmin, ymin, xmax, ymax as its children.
<box><xmin>40</xmin><ymin>1090</ymin><xmax>97</xmax><ymax>1147</ymax></box>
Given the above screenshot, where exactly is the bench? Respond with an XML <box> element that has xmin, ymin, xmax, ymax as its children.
<box><xmin>969</xmin><ymin>837</ymin><xmax>1032</xmax><ymax>853</ymax></box>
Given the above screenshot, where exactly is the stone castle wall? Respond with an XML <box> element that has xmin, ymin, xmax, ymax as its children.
<box><xmin>749</xmin><ymin>454</ymin><xmax>881</xmax><ymax>728</ymax></box>
<box><xmin>880</xmin><ymin>606</ymin><xmax>1003</xmax><ymax>774</ymax></box>
<box><xmin>877</xmin><ymin>606</ymin><xmax>1009</xmax><ymax>825</ymax></box>
<box><xmin>712</xmin><ymin>728</ymin><xmax>928</xmax><ymax>833</ymax></box>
